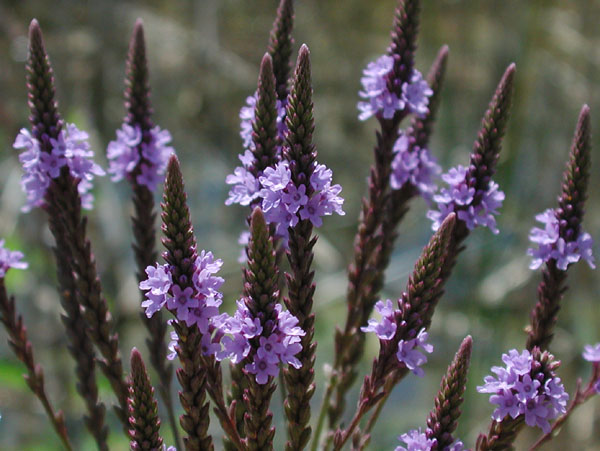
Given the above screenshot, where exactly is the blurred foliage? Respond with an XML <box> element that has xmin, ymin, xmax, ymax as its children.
<box><xmin>0</xmin><ymin>0</ymin><xmax>599</xmax><ymax>449</ymax></box>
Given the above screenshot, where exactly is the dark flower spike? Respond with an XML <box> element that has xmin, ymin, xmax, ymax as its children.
<box><xmin>526</xmin><ymin>105</ymin><xmax>593</xmax><ymax>352</ymax></box>
<box><xmin>26</xmin><ymin>19</ymin><xmax>128</xmax><ymax>436</ymax></box>
<box><xmin>251</xmin><ymin>54</ymin><xmax>280</xmax><ymax>175</ymax></box>
<box><xmin>282</xmin><ymin>44</ymin><xmax>318</xmax><ymax>451</ymax></box>
<box><xmin>161</xmin><ymin>156</ymin><xmax>213</xmax><ymax>451</ymax></box>
<box><xmin>332</xmin><ymin>213</ymin><xmax>456</xmax><ymax>450</ymax></box>
<box><xmin>426</xmin><ymin>335</ymin><xmax>472</xmax><ymax>450</ymax></box>
<box><xmin>432</xmin><ymin>63</ymin><xmax>516</xmax><ymax>275</ymax></box>
<box><xmin>476</xmin><ymin>348</ymin><xmax>565</xmax><ymax>451</ymax></box>
<box><xmin>242</xmin><ymin>208</ymin><xmax>279</xmax><ymax>450</ymax></box>
<box><xmin>0</xmin><ymin>278</ymin><xmax>73</xmax><ymax>451</ymax></box>
<box><xmin>328</xmin><ymin>0</ymin><xmax>424</xmax><ymax>431</ymax></box>
<box><xmin>388</xmin><ymin>0</ymin><xmax>421</xmax><ymax>96</ymax></box>
<box><xmin>119</xmin><ymin>19</ymin><xmax>178</xmax><ymax>447</ymax></box>
<box><xmin>267</xmin><ymin>0</ymin><xmax>295</xmax><ymax>101</ymax></box>
<box><xmin>128</xmin><ymin>348</ymin><xmax>164</xmax><ymax>451</ymax></box>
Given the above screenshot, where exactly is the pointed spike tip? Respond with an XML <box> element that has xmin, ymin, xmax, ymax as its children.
<box><xmin>260</xmin><ymin>52</ymin><xmax>274</xmax><ymax>75</ymax></box>
<box><xmin>250</xmin><ymin>206</ymin><xmax>266</xmax><ymax>226</ymax></box>
<box><xmin>130</xmin><ymin>347</ymin><xmax>143</xmax><ymax>367</ymax></box>
<box><xmin>132</xmin><ymin>18</ymin><xmax>145</xmax><ymax>43</ymax></box>
<box><xmin>28</xmin><ymin>19</ymin><xmax>44</xmax><ymax>48</ymax></box>
<box><xmin>578</xmin><ymin>104</ymin><xmax>591</xmax><ymax>124</ymax></box>
<box><xmin>459</xmin><ymin>335</ymin><xmax>473</xmax><ymax>354</ymax></box>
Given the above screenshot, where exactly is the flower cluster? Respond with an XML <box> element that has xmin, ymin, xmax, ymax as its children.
<box><xmin>14</xmin><ymin>124</ymin><xmax>105</xmax><ymax>211</ymax></box>
<box><xmin>239</xmin><ymin>92</ymin><xmax>288</xmax><ymax>151</ymax></box>
<box><xmin>357</xmin><ymin>54</ymin><xmax>432</xmax><ymax>121</ymax></box>
<box><xmin>583</xmin><ymin>343</ymin><xmax>600</xmax><ymax>394</ymax></box>
<box><xmin>527</xmin><ymin>208</ymin><xmax>595</xmax><ymax>271</ymax></box>
<box><xmin>0</xmin><ymin>239</ymin><xmax>28</xmax><ymax>278</ymax></box>
<box><xmin>394</xmin><ymin>428</ymin><xmax>464</xmax><ymax>451</ymax></box>
<box><xmin>227</xmin><ymin>160</ymin><xmax>344</xmax><ymax>242</ymax></box>
<box><xmin>477</xmin><ymin>349</ymin><xmax>568</xmax><ymax>433</ymax></box>
<box><xmin>214</xmin><ymin>302</ymin><xmax>305</xmax><ymax>384</ymax></box>
<box><xmin>139</xmin><ymin>250</ymin><xmax>224</xmax><ymax>332</ymax></box>
<box><xmin>390</xmin><ymin>132</ymin><xmax>440</xmax><ymax>201</ymax></box>
<box><xmin>427</xmin><ymin>165</ymin><xmax>505</xmax><ymax>233</ymax></box>
<box><xmin>362</xmin><ymin>300</ymin><xmax>434</xmax><ymax>377</ymax></box>
<box><xmin>107</xmin><ymin>123</ymin><xmax>174</xmax><ymax>191</ymax></box>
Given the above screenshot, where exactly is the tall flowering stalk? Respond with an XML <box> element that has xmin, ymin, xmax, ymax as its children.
<box><xmin>153</xmin><ymin>156</ymin><xmax>214</xmax><ymax>450</ymax></box>
<box><xmin>0</xmin><ymin>244</ymin><xmax>72</xmax><ymax>450</ymax></box>
<box><xmin>526</xmin><ymin>105</ymin><xmax>594</xmax><ymax>351</ymax></box>
<box><xmin>329</xmin><ymin>0</ymin><xmax>430</xmax><ymax>429</ymax></box>
<box><xmin>128</xmin><ymin>348</ymin><xmax>164</xmax><ymax>451</ymax></box>
<box><xmin>332</xmin><ymin>213</ymin><xmax>456</xmax><ymax>450</ymax></box>
<box><xmin>226</xmin><ymin>0</ymin><xmax>294</xmax><ymax>434</ymax></box>
<box><xmin>107</xmin><ymin>19</ymin><xmax>178</xmax><ymax>446</ymax></box>
<box><xmin>240</xmin><ymin>208</ymin><xmax>280</xmax><ymax>450</ymax></box>
<box><xmin>428</xmin><ymin>63</ymin><xmax>515</xmax><ymax>271</ymax></box>
<box><xmin>143</xmin><ymin>155</ymin><xmax>246</xmax><ymax>450</ymax></box>
<box><xmin>281</xmin><ymin>44</ymin><xmax>319</xmax><ymax>451</ymax></box>
<box><xmin>17</xmin><ymin>19</ymin><xmax>124</xmax><ymax>441</ymax></box>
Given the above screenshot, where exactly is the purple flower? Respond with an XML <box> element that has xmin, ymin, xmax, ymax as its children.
<box><xmin>200</xmin><ymin>333</ymin><xmax>220</xmax><ymax>357</ymax></box>
<box><xmin>361</xmin><ymin>299</ymin><xmax>397</xmax><ymax>340</ymax></box>
<box><xmin>402</xmin><ymin>70</ymin><xmax>432</xmax><ymax>117</ymax></box>
<box><xmin>166</xmin><ymin>330</ymin><xmax>178</xmax><ymax>361</ymax></box>
<box><xmin>239</xmin><ymin>93</ymin><xmax>287</xmax><ymax>151</ymax></box>
<box><xmin>389</xmin><ymin>132</ymin><xmax>440</xmax><ymax>201</ymax></box>
<box><xmin>523</xmin><ymin>397</ymin><xmax>550</xmax><ymax>433</ymax></box>
<box><xmin>489</xmin><ymin>389</ymin><xmax>521</xmax><ymax>421</ymax></box>
<box><xmin>395</xmin><ymin>428</ymin><xmax>436</xmax><ymax>451</ymax></box>
<box><xmin>514</xmin><ymin>374</ymin><xmax>541</xmax><ymax>402</ymax></box>
<box><xmin>140</xmin><ymin>263</ymin><xmax>172</xmax><ymax>295</ymax></box>
<box><xmin>478</xmin><ymin>348</ymin><xmax>567</xmax><ymax>432</ymax></box>
<box><xmin>527</xmin><ymin>208</ymin><xmax>595</xmax><ymax>270</ymax></box>
<box><xmin>107</xmin><ymin>123</ymin><xmax>174</xmax><ymax>191</ymax></box>
<box><xmin>245</xmin><ymin>353</ymin><xmax>280</xmax><ymax>384</ymax></box>
<box><xmin>357</xmin><ymin>55</ymin><xmax>432</xmax><ymax>121</ymax></box>
<box><xmin>428</xmin><ymin>165</ymin><xmax>504</xmax><ymax>234</ymax></box>
<box><xmin>0</xmin><ymin>240</ymin><xmax>28</xmax><ymax>278</ymax></box>
<box><xmin>16</xmin><ymin>124</ymin><xmax>105</xmax><ymax>212</ymax></box>
<box><xmin>225</xmin><ymin>166</ymin><xmax>261</xmax><ymax>206</ymax></box>
<box><xmin>396</xmin><ymin>328</ymin><xmax>433</xmax><ymax>377</ymax></box>
<box><xmin>583</xmin><ymin>343</ymin><xmax>600</xmax><ymax>362</ymax></box>
<box><xmin>166</xmin><ymin>285</ymin><xmax>197</xmax><ymax>323</ymax></box>
<box><xmin>214</xmin><ymin>300</ymin><xmax>305</xmax><ymax>383</ymax></box>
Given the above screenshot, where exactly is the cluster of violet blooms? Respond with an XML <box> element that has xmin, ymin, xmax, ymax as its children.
<box><xmin>14</xmin><ymin>124</ymin><xmax>105</xmax><ymax>211</ymax></box>
<box><xmin>358</xmin><ymin>54</ymin><xmax>441</xmax><ymax>203</ymax></box>
<box><xmin>395</xmin><ymin>429</ymin><xmax>464</xmax><ymax>451</ymax></box>
<box><xmin>476</xmin><ymin>350</ymin><xmax>568</xmax><ymax>433</ymax></box>
<box><xmin>361</xmin><ymin>299</ymin><xmax>433</xmax><ymax>377</ymax></box>
<box><xmin>139</xmin><ymin>245</ymin><xmax>306</xmax><ymax>385</ymax></box>
<box><xmin>106</xmin><ymin>123</ymin><xmax>174</xmax><ymax>191</ymax></box>
<box><xmin>226</xmin><ymin>116</ymin><xmax>345</xmax><ymax>243</ymax></box>
<box><xmin>527</xmin><ymin>208</ymin><xmax>595</xmax><ymax>270</ymax></box>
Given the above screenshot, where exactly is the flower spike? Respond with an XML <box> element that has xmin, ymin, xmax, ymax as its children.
<box><xmin>526</xmin><ymin>105</ymin><xmax>594</xmax><ymax>352</ymax></box>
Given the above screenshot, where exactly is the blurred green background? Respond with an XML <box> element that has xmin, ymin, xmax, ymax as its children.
<box><xmin>0</xmin><ymin>0</ymin><xmax>599</xmax><ymax>449</ymax></box>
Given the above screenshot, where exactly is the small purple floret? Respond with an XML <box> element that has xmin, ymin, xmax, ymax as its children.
<box><xmin>527</xmin><ymin>208</ymin><xmax>595</xmax><ymax>271</ymax></box>
<box><xmin>389</xmin><ymin>132</ymin><xmax>440</xmax><ymax>201</ymax></box>
<box><xmin>0</xmin><ymin>240</ymin><xmax>28</xmax><ymax>278</ymax></box>
<box><xmin>394</xmin><ymin>428</ymin><xmax>437</xmax><ymax>451</ymax></box>
<box><xmin>582</xmin><ymin>343</ymin><xmax>600</xmax><ymax>362</ymax></box>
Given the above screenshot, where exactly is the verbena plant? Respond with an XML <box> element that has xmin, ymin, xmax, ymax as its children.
<box><xmin>1</xmin><ymin>1</ymin><xmax>598</xmax><ymax>450</ymax></box>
